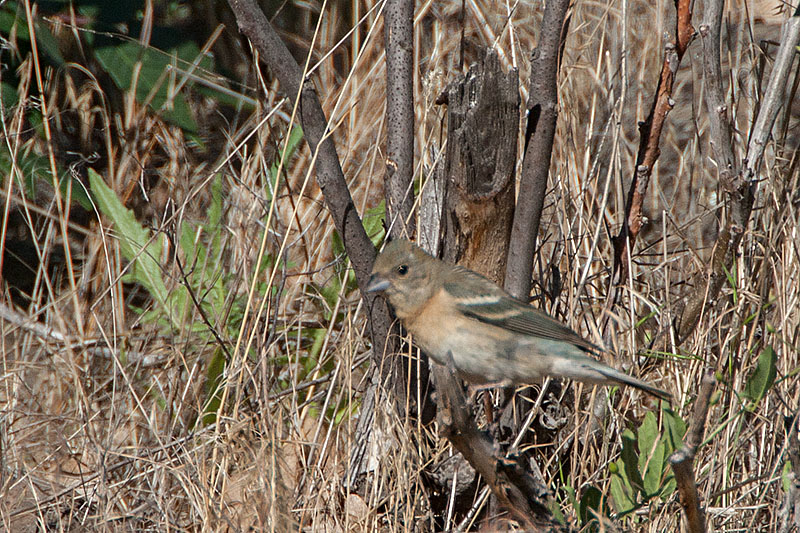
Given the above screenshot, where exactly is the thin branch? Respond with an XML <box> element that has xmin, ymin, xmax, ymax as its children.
<box><xmin>745</xmin><ymin>15</ymin><xmax>800</xmax><ymax>178</ymax></box>
<box><xmin>698</xmin><ymin>0</ymin><xmax>736</xmax><ymax>184</ymax></box>
<box><xmin>670</xmin><ymin>372</ymin><xmax>716</xmax><ymax>533</ymax></box>
<box><xmin>676</xmin><ymin>11</ymin><xmax>800</xmax><ymax>341</ymax></box>
<box><xmin>432</xmin><ymin>362</ymin><xmax>565</xmax><ymax>531</ymax></box>
<box><xmin>384</xmin><ymin>0</ymin><xmax>416</xmax><ymax>239</ymax></box>
<box><xmin>505</xmin><ymin>0</ymin><xmax>571</xmax><ymax>300</ymax></box>
<box><xmin>225</xmin><ymin>0</ymin><xmax>393</xmax><ymax>352</ymax></box>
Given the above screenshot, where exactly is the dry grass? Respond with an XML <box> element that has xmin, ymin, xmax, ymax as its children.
<box><xmin>1</xmin><ymin>0</ymin><xmax>798</xmax><ymax>531</ymax></box>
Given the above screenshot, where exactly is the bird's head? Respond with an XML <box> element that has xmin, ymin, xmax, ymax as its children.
<box><xmin>366</xmin><ymin>239</ymin><xmax>439</xmax><ymax>319</ymax></box>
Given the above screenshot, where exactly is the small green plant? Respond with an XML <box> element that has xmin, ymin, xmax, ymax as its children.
<box><xmin>608</xmin><ymin>406</ymin><xmax>686</xmax><ymax>520</ymax></box>
<box><xmin>89</xmin><ymin>169</ymin><xmax>256</xmax><ymax>424</ymax></box>
<box><xmin>742</xmin><ymin>345</ymin><xmax>777</xmax><ymax>410</ymax></box>
<box><xmin>1</xmin><ymin>0</ymin><xmax>253</xmax><ymax>203</ymax></box>
<box><xmin>564</xmin><ymin>405</ymin><xmax>686</xmax><ymax>529</ymax></box>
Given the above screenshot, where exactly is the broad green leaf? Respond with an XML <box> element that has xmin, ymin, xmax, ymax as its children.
<box><xmin>743</xmin><ymin>345</ymin><xmax>777</xmax><ymax>407</ymax></box>
<box><xmin>637</xmin><ymin>411</ymin><xmax>667</xmax><ymax>496</ymax></box>
<box><xmin>643</xmin><ymin>440</ymin><xmax>666</xmax><ymax>496</ymax></box>
<box><xmin>662</xmin><ymin>408</ymin><xmax>687</xmax><ymax>452</ymax></box>
<box><xmin>637</xmin><ymin>411</ymin><xmax>658</xmax><ymax>475</ymax></box>
<box><xmin>661</xmin><ymin>472</ymin><xmax>677</xmax><ymax>498</ymax></box>
<box><xmin>95</xmin><ymin>41</ymin><xmax>204</xmax><ymax>132</ymax></box>
<box><xmin>88</xmin><ymin>168</ymin><xmax>168</xmax><ymax>307</ymax></box>
<box><xmin>620</xmin><ymin>429</ymin><xmax>644</xmax><ymax>493</ymax></box>
<box><xmin>578</xmin><ymin>485</ymin><xmax>604</xmax><ymax>525</ymax></box>
<box><xmin>609</xmin><ymin>468</ymin><xmax>636</xmax><ymax>514</ymax></box>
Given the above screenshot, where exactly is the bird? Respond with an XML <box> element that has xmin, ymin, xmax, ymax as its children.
<box><xmin>366</xmin><ymin>239</ymin><xmax>670</xmax><ymax>401</ymax></box>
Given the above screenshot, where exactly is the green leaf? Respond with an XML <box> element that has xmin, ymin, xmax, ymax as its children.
<box><xmin>32</xmin><ymin>18</ymin><xmax>65</xmax><ymax>65</ymax></box>
<box><xmin>662</xmin><ymin>408</ymin><xmax>687</xmax><ymax>453</ymax></box>
<box><xmin>0</xmin><ymin>3</ymin><xmax>65</xmax><ymax>64</ymax></box>
<box><xmin>637</xmin><ymin>412</ymin><xmax>658</xmax><ymax>475</ymax></box>
<box><xmin>578</xmin><ymin>485</ymin><xmax>604</xmax><ymax>525</ymax></box>
<box><xmin>362</xmin><ymin>200</ymin><xmax>386</xmax><ymax>246</ymax></box>
<box><xmin>637</xmin><ymin>411</ymin><xmax>667</xmax><ymax>496</ymax></box>
<box><xmin>609</xmin><ymin>465</ymin><xmax>636</xmax><ymax>514</ymax></box>
<box><xmin>743</xmin><ymin>345</ymin><xmax>777</xmax><ymax>407</ymax></box>
<box><xmin>643</xmin><ymin>440</ymin><xmax>667</xmax><ymax>496</ymax></box>
<box><xmin>1</xmin><ymin>81</ymin><xmax>20</xmax><ymax>109</ymax></box>
<box><xmin>95</xmin><ymin>41</ymin><xmax>204</xmax><ymax>132</ymax></box>
<box><xmin>783</xmin><ymin>461</ymin><xmax>793</xmax><ymax>493</ymax></box>
<box><xmin>200</xmin><ymin>346</ymin><xmax>227</xmax><ymax>426</ymax></box>
<box><xmin>620</xmin><ymin>429</ymin><xmax>644</xmax><ymax>494</ymax></box>
<box><xmin>661</xmin><ymin>472</ymin><xmax>677</xmax><ymax>498</ymax></box>
<box><xmin>609</xmin><ymin>429</ymin><xmax>643</xmax><ymax>515</ymax></box>
<box><xmin>88</xmin><ymin>168</ymin><xmax>169</xmax><ymax>307</ymax></box>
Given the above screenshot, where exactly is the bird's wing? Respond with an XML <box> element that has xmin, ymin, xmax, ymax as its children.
<box><xmin>444</xmin><ymin>267</ymin><xmax>602</xmax><ymax>354</ymax></box>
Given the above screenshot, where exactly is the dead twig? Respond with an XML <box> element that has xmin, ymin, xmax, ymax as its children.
<box><xmin>670</xmin><ymin>372</ymin><xmax>716</xmax><ymax>533</ymax></box>
<box><xmin>606</xmin><ymin>0</ymin><xmax>695</xmax><ymax>320</ymax></box>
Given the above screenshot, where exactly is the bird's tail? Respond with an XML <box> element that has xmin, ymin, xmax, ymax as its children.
<box><xmin>598</xmin><ymin>366</ymin><xmax>672</xmax><ymax>401</ymax></box>
<box><xmin>553</xmin><ymin>358</ymin><xmax>672</xmax><ymax>401</ymax></box>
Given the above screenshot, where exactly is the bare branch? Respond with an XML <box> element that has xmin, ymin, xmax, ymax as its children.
<box><xmin>670</xmin><ymin>372</ymin><xmax>716</xmax><ymax>533</ymax></box>
<box><xmin>698</xmin><ymin>0</ymin><xmax>736</xmax><ymax>185</ymax></box>
<box><xmin>676</xmin><ymin>11</ymin><xmax>799</xmax><ymax>341</ymax></box>
<box><xmin>505</xmin><ymin>0</ymin><xmax>571</xmax><ymax>300</ymax></box>
<box><xmin>384</xmin><ymin>0</ymin><xmax>416</xmax><ymax>239</ymax></box>
<box><xmin>746</xmin><ymin>15</ymin><xmax>800</xmax><ymax>178</ymax></box>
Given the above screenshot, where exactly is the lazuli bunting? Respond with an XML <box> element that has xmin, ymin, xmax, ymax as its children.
<box><xmin>366</xmin><ymin>239</ymin><xmax>670</xmax><ymax>400</ymax></box>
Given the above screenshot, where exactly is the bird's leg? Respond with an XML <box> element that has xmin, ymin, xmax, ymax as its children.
<box><xmin>483</xmin><ymin>392</ymin><xmax>494</xmax><ymax>425</ymax></box>
<box><xmin>465</xmin><ymin>380</ymin><xmax>512</xmax><ymax>426</ymax></box>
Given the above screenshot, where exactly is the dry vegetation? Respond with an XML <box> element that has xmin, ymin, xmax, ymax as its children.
<box><xmin>1</xmin><ymin>0</ymin><xmax>798</xmax><ymax>531</ymax></box>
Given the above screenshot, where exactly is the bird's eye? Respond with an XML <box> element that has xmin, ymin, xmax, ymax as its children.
<box><xmin>396</xmin><ymin>264</ymin><xmax>409</xmax><ymax>276</ymax></box>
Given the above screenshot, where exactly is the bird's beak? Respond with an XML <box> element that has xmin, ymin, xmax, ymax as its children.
<box><xmin>366</xmin><ymin>274</ymin><xmax>390</xmax><ymax>293</ymax></box>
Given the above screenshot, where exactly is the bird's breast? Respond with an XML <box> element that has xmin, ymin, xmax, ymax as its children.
<box><xmin>404</xmin><ymin>293</ymin><xmax>520</xmax><ymax>383</ymax></box>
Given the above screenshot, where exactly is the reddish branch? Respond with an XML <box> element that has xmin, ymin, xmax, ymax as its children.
<box><xmin>608</xmin><ymin>0</ymin><xmax>695</xmax><ymax>308</ymax></box>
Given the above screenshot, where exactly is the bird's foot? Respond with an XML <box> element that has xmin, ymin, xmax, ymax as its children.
<box><xmin>467</xmin><ymin>379</ymin><xmax>514</xmax><ymax>395</ymax></box>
